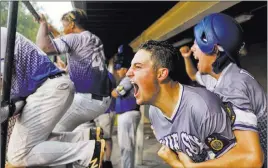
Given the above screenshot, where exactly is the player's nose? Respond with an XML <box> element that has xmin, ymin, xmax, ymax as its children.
<box><xmin>126</xmin><ymin>67</ymin><xmax>134</xmax><ymax>78</ymax></box>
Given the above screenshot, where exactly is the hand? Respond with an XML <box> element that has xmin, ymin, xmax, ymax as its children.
<box><xmin>177</xmin><ymin>151</ymin><xmax>195</xmax><ymax>167</ymax></box>
<box><xmin>5</xmin><ymin>162</ymin><xmax>25</xmax><ymax>168</ymax></box>
<box><xmin>111</xmin><ymin>89</ymin><xmax>119</xmax><ymax>98</ymax></box>
<box><xmin>47</xmin><ymin>24</ymin><xmax>55</xmax><ymax>32</ymax></box>
<box><xmin>54</xmin><ymin>56</ymin><xmax>67</xmax><ymax>71</ymax></box>
<box><xmin>158</xmin><ymin>145</ymin><xmax>184</xmax><ymax>168</ymax></box>
<box><xmin>179</xmin><ymin>46</ymin><xmax>192</xmax><ymax>58</ymax></box>
<box><xmin>48</xmin><ymin>24</ymin><xmax>61</xmax><ymax>37</ymax></box>
<box><xmin>38</xmin><ymin>13</ymin><xmax>48</xmax><ymax>24</ymax></box>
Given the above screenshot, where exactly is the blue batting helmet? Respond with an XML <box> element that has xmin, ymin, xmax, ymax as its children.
<box><xmin>194</xmin><ymin>13</ymin><xmax>244</xmax><ymax>63</ymax></box>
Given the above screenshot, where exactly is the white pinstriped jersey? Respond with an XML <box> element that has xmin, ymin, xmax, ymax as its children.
<box><xmin>196</xmin><ymin>63</ymin><xmax>267</xmax><ymax>165</ymax></box>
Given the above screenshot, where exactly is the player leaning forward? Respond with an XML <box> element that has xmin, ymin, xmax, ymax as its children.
<box><xmin>126</xmin><ymin>40</ymin><xmax>237</xmax><ymax>167</ymax></box>
<box><xmin>2</xmin><ymin>25</ymin><xmax>104</xmax><ymax>168</ymax></box>
<box><xmin>180</xmin><ymin>13</ymin><xmax>266</xmax><ymax>167</ymax></box>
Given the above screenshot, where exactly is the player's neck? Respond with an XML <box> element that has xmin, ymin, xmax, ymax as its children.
<box><xmin>209</xmin><ymin>71</ymin><xmax>222</xmax><ymax>80</ymax></box>
<box><xmin>155</xmin><ymin>81</ymin><xmax>181</xmax><ymax>118</ymax></box>
<box><xmin>74</xmin><ymin>27</ymin><xmax>86</xmax><ymax>33</ymax></box>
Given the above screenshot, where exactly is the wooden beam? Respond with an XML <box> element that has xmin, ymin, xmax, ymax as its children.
<box><xmin>130</xmin><ymin>1</ymin><xmax>241</xmax><ymax>51</ymax></box>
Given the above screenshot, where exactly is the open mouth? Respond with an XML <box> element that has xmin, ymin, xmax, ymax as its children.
<box><xmin>131</xmin><ymin>81</ymin><xmax>140</xmax><ymax>97</ymax></box>
<box><xmin>197</xmin><ymin>62</ymin><xmax>200</xmax><ymax>70</ymax></box>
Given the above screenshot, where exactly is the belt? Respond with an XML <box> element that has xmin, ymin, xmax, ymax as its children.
<box><xmin>92</xmin><ymin>93</ymin><xmax>104</xmax><ymax>101</ymax></box>
<box><xmin>48</xmin><ymin>72</ymin><xmax>64</xmax><ymax>79</ymax></box>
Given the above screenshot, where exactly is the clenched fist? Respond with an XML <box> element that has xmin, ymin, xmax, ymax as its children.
<box><xmin>157</xmin><ymin>145</ymin><xmax>184</xmax><ymax>168</ymax></box>
<box><xmin>179</xmin><ymin>46</ymin><xmax>192</xmax><ymax>58</ymax></box>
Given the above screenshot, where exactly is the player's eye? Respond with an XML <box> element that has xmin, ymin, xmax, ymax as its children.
<box><xmin>134</xmin><ymin>64</ymin><xmax>142</xmax><ymax>69</ymax></box>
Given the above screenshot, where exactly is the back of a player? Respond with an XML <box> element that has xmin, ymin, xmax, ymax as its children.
<box><xmin>214</xmin><ymin>64</ymin><xmax>267</xmax><ymax>166</ymax></box>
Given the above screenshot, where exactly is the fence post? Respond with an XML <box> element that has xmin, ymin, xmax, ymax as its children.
<box><xmin>1</xmin><ymin>1</ymin><xmax>19</xmax><ymax>167</ymax></box>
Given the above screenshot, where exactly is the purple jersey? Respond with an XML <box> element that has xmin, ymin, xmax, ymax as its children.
<box><xmin>1</xmin><ymin>27</ymin><xmax>62</xmax><ymax>98</ymax></box>
<box><xmin>53</xmin><ymin>31</ymin><xmax>111</xmax><ymax>96</ymax></box>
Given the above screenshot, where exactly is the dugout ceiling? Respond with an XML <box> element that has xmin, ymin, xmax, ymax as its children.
<box><xmin>72</xmin><ymin>1</ymin><xmax>267</xmax><ymax>59</ymax></box>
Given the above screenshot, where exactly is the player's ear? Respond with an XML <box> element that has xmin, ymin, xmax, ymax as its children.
<box><xmin>157</xmin><ymin>68</ymin><xmax>169</xmax><ymax>82</ymax></box>
<box><xmin>70</xmin><ymin>21</ymin><xmax>75</xmax><ymax>29</ymax></box>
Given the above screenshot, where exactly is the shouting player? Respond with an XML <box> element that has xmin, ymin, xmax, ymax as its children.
<box><xmin>180</xmin><ymin>13</ymin><xmax>266</xmax><ymax>168</ymax></box>
<box><xmin>126</xmin><ymin>40</ymin><xmax>236</xmax><ymax>167</ymax></box>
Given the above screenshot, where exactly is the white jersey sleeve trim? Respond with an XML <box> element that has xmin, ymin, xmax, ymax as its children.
<box><xmin>233</xmin><ymin>107</ymin><xmax>258</xmax><ymax>131</ymax></box>
<box><xmin>195</xmin><ymin>71</ymin><xmax>205</xmax><ymax>86</ymax></box>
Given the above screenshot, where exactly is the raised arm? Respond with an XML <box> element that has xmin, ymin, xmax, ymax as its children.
<box><xmin>179</xmin><ymin>46</ymin><xmax>197</xmax><ymax>81</ymax></box>
<box><xmin>36</xmin><ymin>14</ymin><xmax>57</xmax><ymax>55</ymax></box>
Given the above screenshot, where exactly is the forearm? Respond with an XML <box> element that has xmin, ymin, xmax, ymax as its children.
<box><xmin>183</xmin><ymin>57</ymin><xmax>197</xmax><ymax>81</ymax></box>
<box><xmin>190</xmin><ymin>154</ymin><xmax>260</xmax><ymax>168</ymax></box>
<box><xmin>190</xmin><ymin>145</ymin><xmax>263</xmax><ymax>168</ymax></box>
<box><xmin>170</xmin><ymin>160</ymin><xmax>184</xmax><ymax>168</ymax></box>
<box><xmin>36</xmin><ymin>22</ymin><xmax>53</xmax><ymax>52</ymax></box>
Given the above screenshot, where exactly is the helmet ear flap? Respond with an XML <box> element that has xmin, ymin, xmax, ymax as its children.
<box><xmin>213</xmin><ymin>45</ymin><xmax>225</xmax><ymax>56</ymax></box>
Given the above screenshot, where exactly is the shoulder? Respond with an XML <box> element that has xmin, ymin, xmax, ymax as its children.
<box><xmin>82</xmin><ymin>31</ymin><xmax>101</xmax><ymax>41</ymax></box>
<box><xmin>222</xmin><ymin>64</ymin><xmax>258</xmax><ymax>90</ymax></box>
<box><xmin>217</xmin><ymin>65</ymin><xmax>265</xmax><ymax>102</ymax></box>
<box><xmin>184</xmin><ymin>85</ymin><xmax>220</xmax><ymax>106</ymax></box>
<box><xmin>60</xmin><ymin>33</ymin><xmax>79</xmax><ymax>40</ymax></box>
<box><xmin>183</xmin><ymin>85</ymin><xmax>223</xmax><ymax>119</ymax></box>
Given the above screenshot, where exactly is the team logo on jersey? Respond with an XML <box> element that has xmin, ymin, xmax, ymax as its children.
<box><xmin>205</xmin><ymin>133</ymin><xmax>235</xmax><ymax>156</ymax></box>
<box><xmin>210</xmin><ymin>139</ymin><xmax>223</xmax><ymax>151</ymax></box>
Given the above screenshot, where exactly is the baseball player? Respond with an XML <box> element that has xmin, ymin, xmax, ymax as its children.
<box><xmin>74</xmin><ymin>71</ymin><xmax>116</xmax><ymax>168</ymax></box>
<box><xmin>112</xmin><ymin>44</ymin><xmax>141</xmax><ymax>168</ymax></box>
<box><xmin>1</xmin><ymin>27</ymin><xmax>104</xmax><ymax>168</ymax></box>
<box><xmin>126</xmin><ymin>40</ymin><xmax>236</xmax><ymax>167</ymax></box>
<box><xmin>36</xmin><ymin>10</ymin><xmax>112</xmax><ymax>133</ymax></box>
<box><xmin>180</xmin><ymin>13</ymin><xmax>266</xmax><ymax>168</ymax></box>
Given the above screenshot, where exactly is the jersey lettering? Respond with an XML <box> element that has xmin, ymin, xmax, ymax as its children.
<box><xmin>181</xmin><ymin>132</ymin><xmax>203</xmax><ymax>157</ymax></box>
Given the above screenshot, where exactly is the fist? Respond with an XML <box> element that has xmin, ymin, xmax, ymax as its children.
<box><xmin>179</xmin><ymin>46</ymin><xmax>192</xmax><ymax>58</ymax></box>
<box><xmin>38</xmin><ymin>14</ymin><xmax>47</xmax><ymax>24</ymax></box>
<box><xmin>157</xmin><ymin>146</ymin><xmax>177</xmax><ymax>162</ymax></box>
<box><xmin>158</xmin><ymin>146</ymin><xmax>184</xmax><ymax>167</ymax></box>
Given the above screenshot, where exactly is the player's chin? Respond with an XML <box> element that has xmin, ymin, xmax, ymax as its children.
<box><xmin>135</xmin><ymin>97</ymin><xmax>144</xmax><ymax>105</ymax></box>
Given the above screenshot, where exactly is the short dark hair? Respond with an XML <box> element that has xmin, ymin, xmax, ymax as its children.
<box><xmin>139</xmin><ymin>40</ymin><xmax>180</xmax><ymax>81</ymax></box>
<box><xmin>61</xmin><ymin>9</ymin><xmax>88</xmax><ymax>29</ymax></box>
